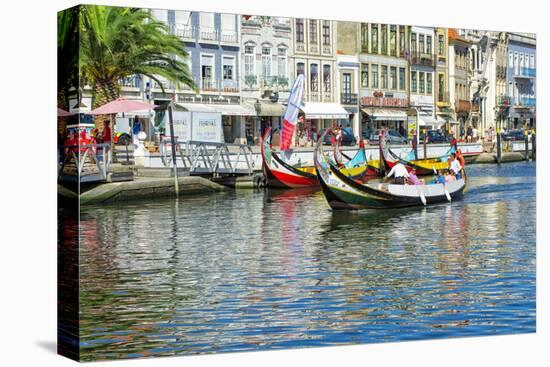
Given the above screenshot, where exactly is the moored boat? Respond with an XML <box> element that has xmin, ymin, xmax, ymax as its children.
<box><xmin>261</xmin><ymin>127</ymin><xmax>371</xmax><ymax>188</ymax></box>
<box><xmin>314</xmin><ymin>129</ymin><xmax>466</xmax><ymax>210</ymax></box>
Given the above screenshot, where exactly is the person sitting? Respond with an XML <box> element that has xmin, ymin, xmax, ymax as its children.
<box><xmin>449</xmin><ymin>153</ymin><xmax>463</xmax><ymax>179</ymax></box>
<box><xmin>445</xmin><ymin>172</ymin><xmax>456</xmax><ymax>182</ymax></box>
<box><xmin>406</xmin><ymin>167</ymin><xmax>424</xmax><ymax>185</ymax></box>
<box><xmin>386</xmin><ymin>162</ymin><xmax>409</xmax><ymax>185</ymax></box>
<box><xmin>432</xmin><ymin>170</ymin><xmax>446</xmax><ymax>184</ymax></box>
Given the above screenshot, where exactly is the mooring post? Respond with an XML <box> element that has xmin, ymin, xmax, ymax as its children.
<box><xmin>423</xmin><ymin>128</ymin><xmax>427</xmax><ymax>160</ymax></box>
<box><xmin>496</xmin><ymin>127</ymin><xmax>502</xmax><ymax>164</ymax></box>
<box><xmin>167</xmin><ymin>102</ymin><xmax>179</xmax><ymax>195</ymax></box>
<box><xmin>531</xmin><ymin>129</ymin><xmax>536</xmax><ymax>160</ymax></box>
<box><xmin>523</xmin><ymin>128</ymin><xmax>529</xmax><ymax>161</ymax></box>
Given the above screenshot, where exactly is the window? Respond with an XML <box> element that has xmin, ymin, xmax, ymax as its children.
<box><xmin>201</xmin><ymin>54</ymin><xmax>214</xmax><ymax>89</ymax></box>
<box><xmin>310</xmin><ymin>63</ymin><xmax>319</xmax><ymax>92</ymax></box>
<box><xmin>323</xmin><ymin>64</ymin><xmax>331</xmax><ymax>92</ymax></box>
<box><xmin>277</xmin><ymin>48</ymin><xmax>287</xmax><ymax>77</ymax></box>
<box><xmin>390</xmin><ymin>66</ymin><xmax>397</xmax><ymax>89</ymax></box>
<box><xmin>390</xmin><ymin>25</ymin><xmax>397</xmax><ymax>55</ymax></box>
<box><xmin>200</xmin><ymin>12</ymin><xmax>214</xmax><ymax>29</ymax></box>
<box><xmin>371</xmin><ymin>24</ymin><xmax>379</xmax><ymax>53</ymax></box>
<box><xmin>222</xmin><ymin>56</ymin><xmax>235</xmax><ymax>80</ymax></box>
<box><xmin>221</xmin><ymin>14</ymin><xmax>236</xmax><ymax>41</ymax></box>
<box><xmin>399</xmin><ymin>26</ymin><xmax>405</xmax><ymax>55</ymax></box>
<box><xmin>419</xmin><ymin>34</ymin><xmax>425</xmax><ymax>53</ymax></box>
<box><xmin>297</xmin><ymin>62</ymin><xmax>305</xmax><ymax>77</ymax></box>
<box><xmin>381</xmin><ymin>24</ymin><xmax>388</xmax><ymax>54</ymax></box>
<box><xmin>438</xmin><ymin>73</ymin><xmax>445</xmax><ymax>101</ymax></box>
<box><xmin>426</xmin><ymin>35</ymin><xmax>432</xmax><ymax>54</ymax></box>
<box><xmin>399</xmin><ymin>67</ymin><xmax>406</xmax><ymax>90</ymax></box>
<box><xmin>371</xmin><ymin>64</ymin><xmax>379</xmax><ymax>88</ymax></box>
<box><xmin>514</xmin><ymin>52</ymin><xmax>519</xmax><ymax>73</ymax></box>
<box><xmin>342</xmin><ymin>73</ymin><xmax>352</xmax><ymax>95</ymax></box>
<box><xmin>381</xmin><ymin>65</ymin><xmax>388</xmax><ymax>89</ymax></box>
<box><xmin>296</xmin><ymin>19</ymin><xmax>304</xmax><ymax>43</ymax></box>
<box><xmin>438</xmin><ymin>34</ymin><xmax>444</xmax><ymax>55</ymax></box>
<box><xmin>244</xmin><ymin>45</ymin><xmax>255</xmax><ymax>76</ymax></box>
<box><xmin>361</xmin><ymin>24</ymin><xmax>368</xmax><ymax>50</ymax></box>
<box><xmin>322</xmin><ymin>20</ymin><xmax>330</xmax><ymax>46</ymax></box>
<box><xmin>530</xmin><ymin>54</ymin><xmax>535</xmax><ymax>68</ymax></box>
<box><xmin>361</xmin><ymin>63</ymin><xmax>369</xmax><ymax>87</ymax></box>
<box><xmin>411</xmin><ymin>33</ymin><xmax>417</xmax><ymax>55</ymax></box>
<box><xmin>411</xmin><ymin>71</ymin><xmax>417</xmax><ymax>93</ymax></box>
<box><xmin>419</xmin><ymin>72</ymin><xmax>425</xmax><ymax>93</ymax></box>
<box><xmin>426</xmin><ymin>72</ymin><xmax>432</xmax><ymax>94</ymax></box>
<box><xmin>261</xmin><ymin>47</ymin><xmax>271</xmax><ymax>77</ymax></box>
<box><xmin>309</xmin><ymin>19</ymin><xmax>318</xmax><ymax>44</ymax></box>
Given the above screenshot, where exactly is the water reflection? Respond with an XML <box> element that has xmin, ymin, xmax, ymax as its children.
<box><xmin>73</xmin><ymin>162</ymin><xmax>536</xmax><ymax>361</ymax></box>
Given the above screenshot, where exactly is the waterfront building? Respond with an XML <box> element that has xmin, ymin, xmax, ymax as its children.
<box><xmin>409</xmin><ymin>26</ymin><xmax>439</xmax><ymax>134</ymax></box>
<box><xmin>291</xmin><ymin>18</ymin><xmax>349</xmax><ymax>142</ymax></box>
<box><xmin>359</xmin><ymin>23</ymin><xmax>410</xmax><ymax>138</ymax></box>
<box><xmin>121</xmin><ymin>9</ymin><xmax>254</xmax><ymax>144</ymax></box>
<box><xmin>448</xmin><ymin>29</ymin><xmax>472</xmax><ymax>137</ymax></box>
<box><xmin>506</xmin><ymin>32</ymin><xmax>536</xmax><ymax>129</ymax></box>
<box><xmin>336</xmin><ymin>21</ymin><xmax>361</xmax><ymax>140</ymax></box>
<box><xmin>240</xmin><ymin>15</ymin><xmax>292</xmax><ymax>144</ymax></box>
<box><xmin>434</xmin><ymin>27</ymin><xmax>454</xmax><ymax>135</ymax></box>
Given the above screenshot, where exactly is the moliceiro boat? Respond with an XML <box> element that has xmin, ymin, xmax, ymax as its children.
<box><xmin>261</xmin><ymin>127</ymin><xmax>370</xmax><ymax>188</ymax></box>
<box><xmin>380</xmin><ymin>131</ymin><xmax>455</xmax><ymax>176</ymax></box>
<box><xmin>314</xmin><ymin>129</ymin><xmax>466</xmax><ymax>210</ymax></box>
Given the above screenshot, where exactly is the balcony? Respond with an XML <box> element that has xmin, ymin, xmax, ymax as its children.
<box><xmin>456</xmin><ymin>99</ymin><xmax>471</xmax><ymax>113</ymax></box>
<box><xmin>199</xmin><ymin>27</ymin><xmax>218</xmax><ymax>43</ymax></box>
<box><xmin>323</xmin><ymin>91</ymin><xmax>334</xmax><ymax>102</ymax></box>
<box><xmin>497</xmin><ymin>65</ymin><xmax>507</xmax><ymax>79</ymax></box>
<box><xmin>169</xmin><ymin>24</ymin><xmax>196</xmax><ymax>40</ymax></box>
<box><xmin>514</xmin><ymin>67</ymin><xmax>536</xmax><ymax>79</ymax></box>
<box><xmin>308</xmin><ymin>91</ymin><xmax>321</xmax><ymax>102</ymax></box>
<box><xmin>153</xmin><ymin>79</ymin><xmax>176</xmax><ymax>90</ymax></box>
<box><xmin>411</xmin><ymin>52</ymin><xmax>436</xmax><ymax>67</ymax></box>
<box><xmin>341</xmin><ymin>93</ymin><xmax>358</xmax><ymax>105</ymax></box>
<box><xmin>200</xmin><ymin>78</ymin><xmax>218</xmax><ymax>92</ymax></box>
<box><xmin>220</xmin><ymin>31</ymin><xmax>238</xmax><ymax>44</ymax></box>
<box><xmin>497</xmin><ymin>95</ymin><xmax>511</xmax><ymax>106</ymax></box>
<box><xmin>472</xmin><ymin>102</ymin><xmax>480</xmax><ymax>112</ymax></box>
<box><xmin>221</xmin><ymin>79</ymin><xmax>239</xmax><ymax>93</ymax></box>
<box><xmin>119</xmin><ymin>75</ymin><xmax>142</xmax><ymax>89</ymax></box>
<box><xmin>514</xmin><ymin>97</ymin><xmax>536</xmax><ymax>108</ymax></box>
<box><xmin>437</xmin><ymin>93</ymin><xmax>450</xmax><ymax>107</ymax></box>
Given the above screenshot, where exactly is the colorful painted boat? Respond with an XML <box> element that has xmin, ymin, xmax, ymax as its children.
<box><xmin>379</xmin><ymin>132</ymin><xmax>454</xmax><ymax>176</ymax></box>
<box><xmin>261</xmin><ymin>127</ymin><xmax>370</xmax><ymax>188</ymax></box>
<box><xmin>314</xmin><ymin>129</ymin><xmax>466</xmax><ymax>210</ymax></box>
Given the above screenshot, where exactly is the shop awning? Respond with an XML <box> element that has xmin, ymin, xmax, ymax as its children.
<box><xmin>209</xmin><ymin>104</ymin><xmax>255</xmax><ymax>116</ymax></box>
<box><xmin>175</xmin><ymin>103</ymin><xmax>217</xmax><ymax>112</ymax></box>
<box><xmin>362</xmin><ymin>108</ymin><xmax>407</xmax><ymax>121</ymax></box>
<box><xmin>301</xmin><ymin>102</ymin><xmax>349</xmax><ymax>119</ymax></box>
<box><xmin>418</xmin><ymin>113</ymin><xmax>445</xmax><ymax>128</ymax></box>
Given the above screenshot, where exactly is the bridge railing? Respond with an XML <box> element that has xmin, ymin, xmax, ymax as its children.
<box><xmin>58</xmin><ymin>144</ymin><xmax>112</xmax><ymax>182</ymax></box>
<box><xmin>159</xmin><ymin>139</ymin><xmax>254</xmax><ymax>175</ymax></box>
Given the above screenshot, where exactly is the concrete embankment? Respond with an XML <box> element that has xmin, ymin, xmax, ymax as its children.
<box><xmin>471</xmin><ymin>152</ymin><xmax>528</xmax><ymax>164</ymax></box>
<box><xmin>59</xmin><ymin>176</ymin><xmax>228</xmax><ymax>205</ymax></box>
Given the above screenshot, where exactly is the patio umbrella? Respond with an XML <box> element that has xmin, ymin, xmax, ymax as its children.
<box><xmin>88</xmin><ymin>97</ymin><xmax>157</xmax><ymax>115</ymax></box>
<box><xmin>57</xmin><ymin>107</ymin><xmax>75</xmax><ymax>117</ymax></box>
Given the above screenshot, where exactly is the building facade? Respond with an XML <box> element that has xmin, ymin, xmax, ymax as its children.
<box><xmin>359</xmin><ymin>23</ymin><xmax>410</xmax><ymax>138</ymax></box>
<box><xmin>506</xmin><ymin>33</ymin><xmax>536</xmax><ymax>129</ymax></box>
<box><xmin>409</xmin><ymin>26</ymin><xmax>438</xmax><ymax>133</ymax></box>
<box><xmin>448</xmin><ymin>29</ymin><xmax>472</xmax><ymax>137</ymax></box>
<box><xmin>336</xmin><ymin>21</ymin><xmax>361</xmax><ymax>140</ymax></box>
<box><xmin>240</xmin><ymin>15</ymin><xmax>292</xmax><ymax>144</ymax></box>
<box><xmin>434</xmin><ymin>27</ymin><xmax>454</xmax><ymax>134</ymax></box>
<box><xmin>291</xmin><ymin>18</ymin><xmax>348</xmax><ymax>143</ymax></box>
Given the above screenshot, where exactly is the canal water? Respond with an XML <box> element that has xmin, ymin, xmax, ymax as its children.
<box><xmin>68</xmin><ymin>161</ymin><xmax>536</xmax><ymax>361</ymax></box>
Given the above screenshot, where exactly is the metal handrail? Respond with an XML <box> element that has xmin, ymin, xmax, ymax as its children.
<box><xmin>58</xmin><ymin>143</ymin><xmax>112</xmax><ymax>181</ymax></box>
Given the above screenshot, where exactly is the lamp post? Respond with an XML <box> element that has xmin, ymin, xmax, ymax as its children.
<box><xmin>254</xmin><ymin>99</ymin><xmax>262</xmax><ymax>145</ymax></box>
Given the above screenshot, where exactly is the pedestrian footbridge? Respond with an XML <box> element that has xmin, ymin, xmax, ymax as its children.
<box><xmin>159</xmin><ymin>139</ymin><xmax>255</xmax><ymax>176</ymax></box>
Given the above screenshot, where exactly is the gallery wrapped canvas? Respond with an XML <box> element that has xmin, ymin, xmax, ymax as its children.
<box><xmin>57</xmin><ymin>3</ymin><xmax>536</xmax><ymax>362</ymax></box>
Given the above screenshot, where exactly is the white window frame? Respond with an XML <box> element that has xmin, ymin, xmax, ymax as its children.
<box><xmin>222</xmin><ymin>55</ymin><xmax>236</xmax><ymax>80</ymax></box>
<box><xmin>200</xmin><ymin>53</ymin><xmax>215</xmax><ymax>80</ymax></box>
<box><xmin>261</xmin><ymin>47</ymin><xmax>272</xmax><ymax>78</ymax></box>
<box><xmin>277</xmin><ymin>47</ymin><xmax>287</xmax><ymax>78</ymax></box>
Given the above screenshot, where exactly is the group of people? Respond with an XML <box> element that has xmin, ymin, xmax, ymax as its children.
<box><xmin>385</xmin><ymin>150</ymin><xmax>465</xmax><ymax>186</ymax></box>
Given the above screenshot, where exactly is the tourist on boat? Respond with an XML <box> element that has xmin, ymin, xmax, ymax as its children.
<box><xmin>432</xmin><ymin>170</ymin><xmax>446</xmax><ymax>184</ymax></box>
<box><xmin>449</xmin><ymin>153</ymin><xmax>463</xmax><ymax>179</ymax></box>
<box><xmin>406</xmin><ymin>167</ymin><xmax>424</xmax><ymax>185</ymax></box>
<box><xmin>386</xmin><ymin>162</ymin><xmax>409</xmax><ymax>184</ymax></box>
<box><xmin>445</xmin><ymin>172</ymin><xmax>457</xmax><ymax>183</ymax></box>
<box><xmin>456</xmin><ymin>149</ymin><xmax>466</xmax><ymax>169</ymax></box>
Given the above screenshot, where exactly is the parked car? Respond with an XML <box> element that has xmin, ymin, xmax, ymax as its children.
<box><xmin>321</xmin><ymin>127</ymin><xmax>357</xmax><ymax>146</ymax></box>
<box><xmin>419</xmin><ymin>130</ymin><xmax>450</xmax><ymax>144</ymax></box>
<box><xmin>502</xmin><ymin>130</ymin><xmax>526</xmax><ymax>141</ymax></box>
<box><xmin>369</xmin><ymin>129</ymin><xmax>407</xmax><ymax>145</ymax></box>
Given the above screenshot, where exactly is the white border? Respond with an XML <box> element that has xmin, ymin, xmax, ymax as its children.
<box><xmin>0</xmin><ymin>1</ymin><xmax>546</xmax><ymax>367</ymax></box>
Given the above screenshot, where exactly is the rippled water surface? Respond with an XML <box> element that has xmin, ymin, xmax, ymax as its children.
<box><xmin>70</xmin><ymin>162</ymin><xmax>536</xmax><ymax>361</ymax></box>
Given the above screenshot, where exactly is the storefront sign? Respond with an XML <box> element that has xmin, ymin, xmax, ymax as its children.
<box><xmin>407</xmin><ymin>116</ymin><xmax>417</xmax><ymax>140</ymax></box>
<box><xmin>192</xmin><ymin>112</ymin><xmax>223</xmax><ymax>143</ymax></box>
<box><xmin>361</xmin><ymin>96</ymin><xmax>408</xmax><ymax>108</ymax></box>
<box><xmin>170</xmin><ymin>111</ymin><xmax>191</xmax><ymax>141</ymax></box>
